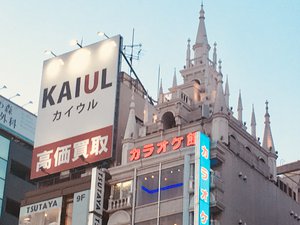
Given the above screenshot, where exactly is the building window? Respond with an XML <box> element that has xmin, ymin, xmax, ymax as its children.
<box><xmin>112</xmin><ymin>180</ymin><xmax>132</xmax><ymax>200</ymax></box>
<box><xmin>10</xmin><ymin>160</ymin><xmax>31</xmax><ymax>181</ymax></box>
<box><xmin>0</xmin><ymin>135</ymin><xmax>10</xmax><ymax>160</ymax></box>
<box><xmin>62</xmin><ymin>195</ymin><xmax>73</xmax><ymax>225</ymax></box>
<box><xmin>136</xmin><ymin>165</ymin><xmax>184</xmax><ymax>206</ymax></box>
<box><xmin>137</xmin><ymin>171</ymin><xmax>159</xmax><ymax>206</ymax></box>
<box><xmin>0</xmin><ymin>158</ymin><xmax>7</xmax><ymax>179</ymax></box>
<box><xmin>136</xmin><ymin>218</ymin><xmax>157</xmax><ymax>225</ymax></box>
<box><xmin>160</xmin><ymin>165</ymin><xmax>183</xmax><ymax>201</ymax></box>
<box><xmin>160</xmin><ymin>213</ymin><xmax>182</xmax><ymax>225</ymax></box>
<box><xmin>5</xmin><ymin>198</ymin><xmax>20</xmax><ymax>218</ymax></box>
<box><xmin>0</xmin><ymin>179</ymin><xmax>4</xmax><ymax>199</ymax></box>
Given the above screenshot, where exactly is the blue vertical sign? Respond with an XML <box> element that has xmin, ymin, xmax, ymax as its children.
<box><xmin>195</xmin><ymin>132</ymin><xmax>210</xmax><ymax>225</ymax></box>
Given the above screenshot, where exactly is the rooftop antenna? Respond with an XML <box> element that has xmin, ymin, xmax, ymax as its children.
<box><xmin>123</xmin><ymin>28</ymin><xmax>142</xmax><ymax>77</ymax></box>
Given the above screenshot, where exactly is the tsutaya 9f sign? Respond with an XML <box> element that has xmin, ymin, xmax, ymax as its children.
<box><xmin>194</xmin><ymin>132</ymin><xmax>210</xmax><ymax>225</ymax></box>
<box><xmin>31</xmin><ymin>36</ymin><xmax>121</xmax><ymax>179</ymax></box>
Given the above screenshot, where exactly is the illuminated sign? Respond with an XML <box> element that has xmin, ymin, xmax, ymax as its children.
<box><xmin>0</xmin><ymin>95</ymin><xmax>36</xmax><ymax>144</ymax></box>
<box><xmin>31</xmin><ymin>36</ymin><xmax>121</xmax><ymax>179</ymax></box>
<box><xmin>194</xmin><ymin>132</ymin><xmax>210</xmax><ymax>225</ymax></box>
<box><xmin>129</xmin><ymin>132</ymin><xmax>196</xmax><ymax>162</ymax></box>
<box><xmin>19</xmin><ymin>197</ymin><xmax>62</xmax><ymax>225</ymax></box>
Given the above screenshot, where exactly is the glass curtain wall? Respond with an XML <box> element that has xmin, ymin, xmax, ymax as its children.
<box><xmin>0</xmin><ymin>135</ymin><xmax>10</xmax><ymax>216</ymax></box>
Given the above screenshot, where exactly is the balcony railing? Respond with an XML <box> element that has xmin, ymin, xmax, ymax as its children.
<box><xmin>159</xmin><ymin>90</ymin><xmax>192</xmax><ymax>106</ymax></box>
<box><xmin>107</xmin><ymin>194</ymin><xmax>132</xmax><ymax>212</ymax></box>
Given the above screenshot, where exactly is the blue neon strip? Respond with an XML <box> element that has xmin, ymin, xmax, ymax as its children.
<box><xmin>141</xmin><ymin>182</ymin><xmax>183</xmax><ymax>194</ymax></box>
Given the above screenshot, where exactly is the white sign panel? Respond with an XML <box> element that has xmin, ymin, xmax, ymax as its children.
<box><xmin>0</xmin><ymin>95</ymin><xmax>36</xmax><ymax>144</ymax></box>
<box><xmin>19</xmin><ymin>197</ymin><xmax>62</xmax><ymax>225</ymax></box>
<box><xmin>89</xmin><ymin>167</ymin><xmax>105</xmax><ymax>216</ymax></box>
<box><xmin>31</xmin><ymin>36</ymin><xmax>121</xmax><ymax>179</ymax></box>
<box><xmin>72</xmin><ymin>190</ymin><xmax>90</xmax><ymax>225</ymax></box>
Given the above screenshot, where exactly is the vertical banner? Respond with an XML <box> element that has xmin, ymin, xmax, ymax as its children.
<box><xmin>88</xmin><ymin>213</ymin><xmax>102</xmax><ymax>225</ymax></box>
<box><xmin>89</xmin><ymin>167</ymin><xmax>105</xmax><ymax>215</ymax></box>
<box><xmin>72</xmin><ymin>190</ymin><xmax>90</xmax><ymax>225</ymax></box>
<box><xmin>194</xmin><ymin>132</ymin><xmax>210</xmax><ymax>225</ymax></box>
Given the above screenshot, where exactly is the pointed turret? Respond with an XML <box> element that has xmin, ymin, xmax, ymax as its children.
<box><xmin>213</xmin><ymin>42</ymin><xmax>217</xmax><ymax>69</ymax></box>
<box><xmin>213</xmin><ymin>70</ymin><xmax>226</xmax><ymax>113</ymax></box>
<box><xmin>124</xmin><ymin>90</ymin><xmax>137</xmax><ymax>140</ymax></box>
<box><xmin>122</xmin><ymin>89</ymin><xmax>138</xmax><ymax>164</ymax></box>
<box><xmin>262</xmin><ymin>101</ymin><xmax>275</xmax><ymax>152</ymax></box>
<box><xmin>186</xmin><ymin>39</ymin><xmax>191</xmax><ymax>68</ymax></box>
<box><xmin>224</xmin><ymin>75</ymin><xmax>230</xmax><ymax>109</ymax></box>
<box><xmin>251</xmin><ymin>104</ymin><xmax>256</xmax><ymax>138</ymax></box>
<box><xmin>173</xmin><ymin>68</ymin><xmax>177</xmax><ymax>87</ymax></box>
<box><xmin>237</xmin><ymin>90</ymin><xmax>243</xmax><ymax>122</ymax></box>
<box><xmin>211</xmin><ymin>69</ymin><xmax>228</xmax><ymax>144</ymax></box>
<box><xmin>262</xmin><ymin>101</ymin><xmax>277</xmax><ymax>181</ymax></box>
<box><xmin>143</xmin><ymin>97</ymin><xmax>149</xmax><ymax>125</ymax></box>
<box><xmin>193</xmin><ymin>3</ymin><xmax>210</xmax><ymax>63</ymax></box>
<box><xmin>158</xmin><ymin>78</ymin><xmax>164</xmax><ymax>103</ymax></box>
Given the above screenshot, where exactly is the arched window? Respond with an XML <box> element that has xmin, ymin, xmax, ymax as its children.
<box><xmin>161</xmin><ymin>112</ymin><xmax>176</xmax><ymax>130</ymax></box>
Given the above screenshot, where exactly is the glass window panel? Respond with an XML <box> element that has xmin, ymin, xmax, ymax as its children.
<box><xmin>113</xmin><ymin>183</ymin><xmax>121</xmax><ymax>200</ymax></box>
<box><xmin>121</xmin><ymin>180</ymin><xmax>132</xmax><ymax>199</ymax></box>
<box><xmin>159</xmin><ymin>213</ymin><xmax>182</xmax><ymax>225</ymax></box>
<box><xmin>160</xmin><ymin>165</ymin><xmax>184</xmax><ymax>201</ymax></box>
<box><xmin>0</xmin><ymin>159</ymin><xmax>7</xmax><ymax>179</ymax></box>
<box><xmin>5</xmin><ymin>198</ymin><xmax>21</xmax><ymax>218</ymax></box>
<box><xmin>0</xmin><ymin>135</ymin><xmax>10</xmax><ymax>160</ymax></box>
<box><xmin>0</xmin><ymin>179</ymin><xmax>4</xmax><ymax>199</ymax></box>
<box><xmin>137</xmin><ymin>171</ymin><xmax>159</xmax><ymax>206</ymax></box>
<box><xmin>136</xmin><ymin>219</ymin><xmax>157</xmax><ymax>225</ymax></box>
<box><xmin>0</xmin><ymin>199</ymin><xmax>2</xmax><ymax>216</ymax></box>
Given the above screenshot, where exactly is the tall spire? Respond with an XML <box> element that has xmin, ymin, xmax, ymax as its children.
<box><xmin>224</xmin><ymin>75</ymin><xmax>230</xmax><ymax>108</ymax></box>
<box><xmin>262</xmin><ymin>100</ymin><xmax>275</xmax><ymax>152</ymax></box>
<box><xmin>124</xmin><ymin>89</ymin><xmax>137</xmax><ymax>140</ymax></box>
<box><xmin>237</xmin><ymin>90</ymin><xmax>243</xmax><ymax>122</ymax></box>
<box><xmin>213</xmin><ymin>71</ymin><xmax>226</xmax><ymax>113</ymax></box>
<box><xmin>193</xmin><ymin>3</ymin><xmax>210</xmax><ymax>62</ymax></box>
<box><xmin>158</xmin><ymin>78</ymin><xmax>164</xmax><ymax>103</ymax></box>
<box><xmin>172</xmin><ymin>68</ymin><xmax>177</xmax><ymax>87</ymax></box>
<box><xmin>186</xmin><ymin>39</ymin><xmax>191</xmax><ymax>68</ymax></box>
<box><xmin>251</xmin><ymin>104</ymin><xmax>256</xmax><ymax>138</ymax></box>
<box><xmin>213</xmin><ymin>42</ymin><xmax>217</xmax><ymax>69</ymax></box>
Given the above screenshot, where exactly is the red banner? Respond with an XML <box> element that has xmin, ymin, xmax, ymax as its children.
<box><xmin>31</xmin><ymin>126</ymin><xmax>112</xmax><ymax>179</ymax></box>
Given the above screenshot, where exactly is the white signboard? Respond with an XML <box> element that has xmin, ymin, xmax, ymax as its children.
<box><xmin>19</xmin><ymin>197</ymin><xmax>62</xmax><ymax>225</ymax></box>
<box><xmin>72</xmin><ymin>190</ymin><xmax>90</xmax><ymax>225</ymax></box>
<box><xmin>0</xmin><ymin>95</ymin><xmax>36</xmax><ymax>144</ymax></box>
<box><xmin>31</xmin><ymin>35</ymin><xmax>121</xmax><ymax>179</ymax></box>
<box><xmin>89</xmin><ymin>167</ymin><xmax>106</xmax><ymax>216</ymax></box>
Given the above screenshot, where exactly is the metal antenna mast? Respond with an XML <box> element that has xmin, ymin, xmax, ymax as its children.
<box><xmin>123</xmin><ymin>28</ymin><xmax>142</xmax><ymax>76</ymax></box>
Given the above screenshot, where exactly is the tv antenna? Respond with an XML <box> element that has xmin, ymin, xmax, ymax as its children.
<box><xmin>123</xmin><ymin>28</ymin><xmax>142</xmax><ymax>76</ymax></box>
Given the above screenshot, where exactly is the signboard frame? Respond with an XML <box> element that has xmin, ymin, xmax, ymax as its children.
<box><xmin>31</xmin><ymin>35</ymin><xmax>122</xmax><ymax>179</ymax></box>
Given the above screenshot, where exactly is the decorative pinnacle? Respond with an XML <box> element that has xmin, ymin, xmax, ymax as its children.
<box><xmin>200</xmin><ymin>2</ymin><xmax>205</xmax><ymax>18</ymax></box>
<box><xmin>218</xmin><ymin>59</ymin><xmax>222</xmax><ymax>73</ymax></box>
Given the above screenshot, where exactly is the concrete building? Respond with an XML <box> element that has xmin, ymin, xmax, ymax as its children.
<box><xmin>20</xmin><ymin>4</ymin><xmax>300</xmax><ymax>225</ymax></box>
<box><xmin>0</xmin><ymin>95</ymin><xmax>36</xmax><ymax>225</ymax></box>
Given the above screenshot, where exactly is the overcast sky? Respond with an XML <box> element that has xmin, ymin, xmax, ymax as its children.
<box><xmin>0</xmin><ymin>0</ymin><xmax>299</xmax><ymax>164</ymax></box>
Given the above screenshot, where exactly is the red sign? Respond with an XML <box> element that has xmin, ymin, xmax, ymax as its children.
<box><xmin>31</xmin><ymin>126</ymin><xmax>112</xmax><ymax>179</ymax></box>
<box><xmin>129</xmin><ymin>132</ymin><xmax>196</xmax><ymax>162</ymax></box>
